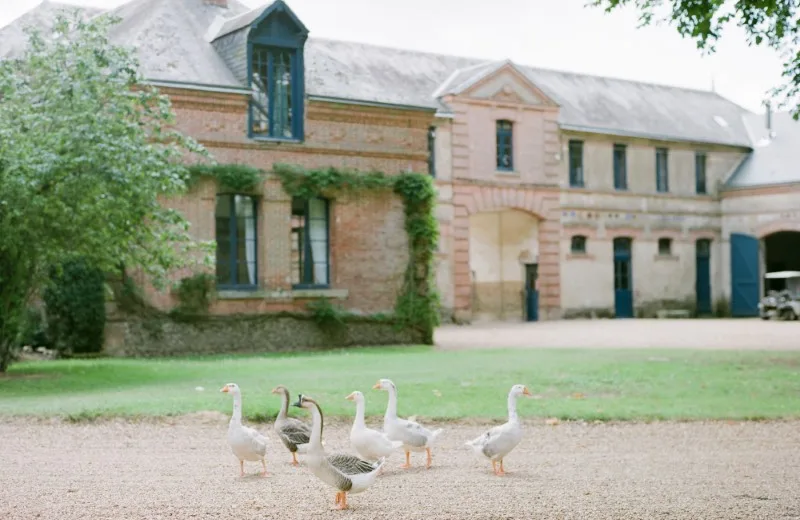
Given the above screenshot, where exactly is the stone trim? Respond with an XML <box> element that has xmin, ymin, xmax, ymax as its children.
<box><xmin>217</xmin><ymin>288</ymin><xmax>349</xmax><ymax>301</ymax></box>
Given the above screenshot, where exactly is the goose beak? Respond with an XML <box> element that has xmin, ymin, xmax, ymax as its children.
<box><xmin>270</xmin><ymin>388</ymin><xmax>279</xmax><ymax>394</ymax></box>
<box><xmin>522</xmin><ymin>386</ymin><xmax>532</xmax><ymax>397</ymax></box>
<box><xmin>220</xmin><ymin>386</ymin><xmax>229</xmax><ymax>393</ymax></box>
<box><xmin>345</xmin><ymin>392</ymin><xmax>356</xmax><ymax>401</ymax></box>
<box><xmin>372</xmin><ymin>381</ymin><xmax>381</xmax><ymax>390</ymax></box>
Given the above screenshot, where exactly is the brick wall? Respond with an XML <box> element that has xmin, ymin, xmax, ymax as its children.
<box><xmin>134</xmin><ymin>87</ymin><xmax>432</xmax><ymax>318</ymax></box>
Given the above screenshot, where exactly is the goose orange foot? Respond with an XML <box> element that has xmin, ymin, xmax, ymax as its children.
<box><xmin>425</xmin><ymin>448</ymin><xmax>433</xmax><ymax>469</ymax></box>
<box><xmin>291</xmin><ymin>453</ymin><xmax>299</xmax><ymax>466</ymax></box>
<box><xmin>334</xmin><ymin>492</ymin><xmax>348</xmax><ymax>510</ymax></box>
<box><xmin>400</xmin><ymin>451</ymin><xmax>412</xmax><ymax>469</ymax></box>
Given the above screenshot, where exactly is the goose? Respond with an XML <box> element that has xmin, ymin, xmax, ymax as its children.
<box><xmin>465</xmin><ymin>384</ymin><xmax>533</xmax><ymax>476</ymax></box>
<box><xmin>372</xmin><ymin>378</ymin><xmax>443</xmax><ymax>469</ymax></box>
<box><xmin>220</xmin><ymin>383</ymin><xmax>268</xmax><ymax>477</ymax></box>
<box><xmin>345</xmin><ymin>390</ymin><xmax>403</xmax><ymax>469</ymax></box>
<box><xmin>271</xmin><ymin>385</ymin><xmax>312</xmax><ymax>466</ymax></box>
<box><xmin>292</xmin><ymin>394</ymin><xmax>384</xmax><ymax>510</ymax></box>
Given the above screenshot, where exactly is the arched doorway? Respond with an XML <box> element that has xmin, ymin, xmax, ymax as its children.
<box><xmin>763</xmin><ymin>231</ymin><xmax>800</xmax><ymax>292</ymax></box>
<box><xmin>468</xmin><ymin>209</ymin><xmax>539</xmax><ymax>322</ymax></box>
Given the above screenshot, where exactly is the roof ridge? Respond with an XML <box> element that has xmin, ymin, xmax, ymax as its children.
<box><xmin>308</xmin><ymin>35</ymin><xmax>743</xmax><ymax>100</ymax></box>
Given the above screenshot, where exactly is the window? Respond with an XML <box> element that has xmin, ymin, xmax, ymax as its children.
<box><xmin>695</xmin><ymin>152</ymin><xmax>707</xmax><ymax>194</ymax></box>
<box><xmin>570</xmin><ymin>235</ymin><xmax>587</xmax><ymax>254</ymax></box>
<box><xmin>696</xmin><ymin>238</ymin><xmax>711</xmax><ymax>257</ymax></box>
<box><xmin>249</xmin><ymin>46</ymin><xmax>302</xmax><ymax>140</ymax></box>
<box><xmin>568</xmin><ymin>140</ymin><xmax>584</xmax><ymax>187</ymax></box>
<box><xmin>658</xmin><ymin>237</ymin><xmax>672</xmax><ymax>256</ymax></box>
<box><xmin>427</xmin><ymin>126</ymin><xmax>436</xmax><ymax>177</ymax></box>
<box><xmin>655</xmin><ymin>148</ymin><xmax>669</xmax><ymax>192</ymax></box>
<box><xmin>613</xmin><ymin>144</ymin><xmax>627</xmax><ymax>190</ymax></box>
<box><xmin>496</xmin><ymin>120</ymin><xmax>513</xmax><ymax>171</ymax></box>
<box><xmin>216</xmin><ymin>194</ymin><xmax>258</xmax><ymax>289</ymax></box>
<box><xmin>291</xmin><ymin>197</ymin><xmax>330</xmax><ymax>288</ymax></box>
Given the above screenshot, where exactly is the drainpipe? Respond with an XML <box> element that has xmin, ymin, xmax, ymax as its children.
<box><xmin>499</xmin><ymin>211</ymin><xmax>504</xmax><ymax>321</ymax></box>
<box><xmin>766</xmin><ymin>101</ymin><xmax>776</xmax><ymax>139</ymax></box>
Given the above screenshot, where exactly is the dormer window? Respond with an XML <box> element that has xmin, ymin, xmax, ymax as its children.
<box><xmin>240</xmin><ymin>0</ymin><xmax>308</xmax><ymax>141</ymax></box>
<box><xmin>250</xmin><ymin>47</ymin><xmax>297</xmax><ymax>139</ymax></box>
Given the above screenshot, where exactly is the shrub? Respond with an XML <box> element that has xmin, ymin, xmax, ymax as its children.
<box><xmin>43</xmin><ymin>258</ymin><xmax>106</xmax><ymax>354</ymax></box>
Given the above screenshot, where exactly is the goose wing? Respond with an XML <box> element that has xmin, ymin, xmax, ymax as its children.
<box><xmin>277</xmin><ymin>418</ymin><xmax>311</xmax><ymax>446</ymax></box>
<box><xmin>327</xmin><ymin>453</ymin><xmax>379</xmax><ymax>475</ymax></box>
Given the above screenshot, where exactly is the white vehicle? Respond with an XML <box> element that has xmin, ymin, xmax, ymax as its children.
<box><xmin>759</xmin><ymin>271</ymin><xmax>800</xmax><ymax>320</ymax></box>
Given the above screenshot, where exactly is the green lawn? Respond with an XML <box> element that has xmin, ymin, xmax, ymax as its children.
<box><xmin>1</xmin><ymin>346</ymin><xmax>799</xmax><ymax>421</ymax></box>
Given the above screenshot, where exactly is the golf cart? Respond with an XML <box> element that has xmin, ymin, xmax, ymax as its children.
<box><xmin>759</xmin><ymin>271</ymin><xmax>800</xmax><ymax>320</ymax></box>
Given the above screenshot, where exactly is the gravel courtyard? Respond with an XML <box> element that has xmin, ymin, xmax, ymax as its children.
<box><xmin>2</xmin><ymin>415</ymin><xmax>799</xmax><ymax>520</ymax></box>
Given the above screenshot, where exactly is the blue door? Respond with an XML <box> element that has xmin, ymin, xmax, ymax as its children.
<box><xmin>695</xmin><ymin>239</ymin><xmax>712</xmax><ymax>315</ymax></box>
<box><xmin>730</xmin><ymin>233</ymin><xmax>760</xmax><ymax>317</ymax></box>
<box><xmin>613</xmin><ymin>237</ymin><xmax>634</xmax><ymax>318</ymax></box>
<box><xmin>524</xmin><ymin>264</ymin><xmax>539</xmax><ymax>322</ymax></box>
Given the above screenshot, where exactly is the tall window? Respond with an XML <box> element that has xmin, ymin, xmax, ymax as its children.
<box><xmin>291</xmin><ymin>197</ymin><xmax>330</xmax><ymax>288</ymax></box>
<box><xmin>427</xmin><ymin>126</ymin><xmax>436</xmax><ymax>177</ymax></box>
<box><xmin>216</xmin><ymin>194</ymin><xmax>258</xmax><ymax>289</ymax></box>
<box><xmin>655</xmin><ymin>147</ymin><xmax>669</xmax><ymax>192</ymax></box>
<box><xmin>496</xmin><ymin>120</ymin><xmax>513</xmax><ymax>171</ymax></box>
<box><xmin>613</xmin><ymin>144</ymin><xmax>627</xmax><ymax>190</ymax></box>
<box><xmin>250</xmin><ymin>46</ymin><xmax>299</xmax><ymax>140</ymax></box>
<box><xmin>695</xmin><ymin>152</ymin><xmax>707</xmax><ymax>194</ymax></box>
<box><xmin>568</xmin><ymin>140</ymin><xmax>584</xmax><ymax>187</ymax></box>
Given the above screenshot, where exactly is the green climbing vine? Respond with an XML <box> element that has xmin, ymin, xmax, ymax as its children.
<box><xmin>273</xmin><ymin>163</ymin><xmax>440</xmax><ymax>343</ymax></box>
<box><xmin>186</xmin><ymin>163</ymin><xmax>263</xmax><ymax>192</ymax></box>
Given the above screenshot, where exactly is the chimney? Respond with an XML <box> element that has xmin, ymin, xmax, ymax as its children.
<box><xmin>765</xmin><ymin>100</ymin><xmax>777</xmax><ymax>139</ymax></box>
<box><xmin>205</xmin><ymin>0</ymin><xmax>228</xmax><ymax>7</ymax></box>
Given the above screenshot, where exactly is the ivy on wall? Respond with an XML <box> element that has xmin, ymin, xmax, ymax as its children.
<box><xmin>142</xmin><ymin>161</ymin><xmax>439</xmax><ymax>344</ymax></box>
<box><xmin>272</xmin><ymin>163</ymin><xmax>441</xmax><ymax>344</ymax></box>
<box><xmin>186</xmin><ymin>164</ymin><xmax>263</xmax><ymax>192</ymax></box>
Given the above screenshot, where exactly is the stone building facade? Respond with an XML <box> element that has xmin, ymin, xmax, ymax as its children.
<box><xmin>4</xmin><ymin>0</ymin><xmax>799</xmax><ymax>326</ymax></box>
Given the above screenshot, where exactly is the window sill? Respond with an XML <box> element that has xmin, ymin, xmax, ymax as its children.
<box><xmin>568</xmin><ymin>184</ymin><xmax>586</xmax><ymax>189</ymax></box>
<box><xmin>249</xmin><ymin>136</ymin><xmax>304</xmax><ymax>145</ymax></box>
<box><xmin>216</xmin><ymin>288</ymin><xmax>349</xmax><ymax>301</ymax></box>
<box><xmin>567</xmin><ymin>253</ymin><xmax>595</xmax><ymax>260</ymax></box>
<box><xmin>496</xmin><ymin>169</ymin><xmax>518</xmax><ymax>175</ymax></box>
<box><xmin>292</xmin><ymin>288</ymin><xmax>349</xmax><ymax>299</ymax></box>
<box><xmin>654</xmin><ymin>254</ymin><xmax>679</xmax><ymax>261</ymax></box>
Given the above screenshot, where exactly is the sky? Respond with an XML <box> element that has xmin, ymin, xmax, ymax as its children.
<box><xmin>0</xmin><ymin>0</ymin><xmax>787</xmax><ymax>113</ymax></box>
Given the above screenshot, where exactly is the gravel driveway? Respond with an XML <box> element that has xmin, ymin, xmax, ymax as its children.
<box><xmin>2</xmin><ymin>415</ymin><xmax>799</xmax><ymax>519</ymax></box>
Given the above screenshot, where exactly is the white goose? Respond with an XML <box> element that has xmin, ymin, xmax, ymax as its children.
<box><xmin>465</xmin><ymin>384</ymin><xmax>533</xmax><ymax>476</ymax></box>
<box><xmin>345</xmin><ymin>390</ymin><xmax>402</xmax><ymax>468</ymax></box>
<box><xmin>220</xmin><ymin>383</ymin><xmax>269</xmax><ymax>477</ymax></box>
<box><xmin>372</xmin><ymin>378</ymin><xmax>443</xmax><ymax>469</ymax></box>
<box><xmin>293</xmin><ymin>394</ymin><xmax>384</xmax><ymax>510</ymax></box>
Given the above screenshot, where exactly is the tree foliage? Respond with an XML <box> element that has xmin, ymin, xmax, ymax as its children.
<box><xmin>591</xmin><ymin>0</ymin><xmax>800</xmax><ymax>117</ymax></box>
<box><xmin>0</xmin><ymin>12</ymin><xmax>210</xmax><ymax>370</ymax></box>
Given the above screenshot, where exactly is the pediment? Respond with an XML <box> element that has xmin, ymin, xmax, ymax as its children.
<box><xmin>464</xmin><ymin>65</ymin><xmax>557</xmax><ymax>107</ymax></box>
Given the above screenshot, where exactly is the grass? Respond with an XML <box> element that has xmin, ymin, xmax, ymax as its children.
<box><xmin>1</xmin><ymin>346</ymin><xmax>799</xmax><ymax>422</ymax></box>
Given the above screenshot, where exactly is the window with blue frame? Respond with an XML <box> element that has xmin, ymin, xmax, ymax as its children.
<box><xmin>695</xmin><ymin>152</ymin><xmax>707</xmax><ymax>194</ymax></box>
<box><xmin>568</xmin><ymin>140</ymin><xmax>584</xmax><ymax>187</ymax></box>
<box><xmin>613</xmin><ymin>143</ymin><xmax>627</xmax><ymax>190</ymax></box>
<box><xmin>427</xmin><ymin>126</ymin><xmax>436</xmax><ymax>177</ymax></box>
<box><xmin>216</xmin><ymin>194</ymin><xmax>258</xmax><ymax>289</ymax></box>
<box><xmin>496</xmin><ymin>120</ymin><xmax>513</xmax><ymax>171</ymax></box>
<box><xmin>291</xmin><ymin>197</ymin><xmax>330</xmax><ymax>288</ymax></box>
<box><xmin>656</xmin><ymin>147</ymin><xmax>669</xmax><ymax>192</ymax></box>
<box><xmin>250</xmin><ymin>46</ymin><xmax>300</xmax><ymax>140</ymax></box>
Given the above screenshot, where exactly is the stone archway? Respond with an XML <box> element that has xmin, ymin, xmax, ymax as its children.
<box><xmin>451</xmin><ymin>184</ymin><xmax>560</xmax><ymax>322</ymax></box>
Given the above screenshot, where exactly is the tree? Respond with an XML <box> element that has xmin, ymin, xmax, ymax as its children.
<box><xmin>0</xmin><ymin>12</ymin><xmax>211</xmax><ymax>371</ymax></box>
<box><xmin>591</xmin><ymin>0</ymin><xmax>800</xmax><ymax>117</ymax></box>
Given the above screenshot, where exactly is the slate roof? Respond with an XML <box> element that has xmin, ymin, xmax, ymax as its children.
<box><xmin>725</xmin><ymin>111</ymin><xmax>800</xmax><ymax>188</ymax></box>
<box><xmin>0</xmin><ymin>0</ymin><xmax>755</xmax><ymax>149</ymax></box>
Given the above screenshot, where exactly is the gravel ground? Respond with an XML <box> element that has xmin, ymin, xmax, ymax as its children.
<box><xmin>2</xmin><ymin>415</ymin><xmax>799</xmax><ymax>520</ymax></box>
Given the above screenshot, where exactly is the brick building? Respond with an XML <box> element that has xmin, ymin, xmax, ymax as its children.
<box><xmin>4</xmin><ymin>0</ymin><xmax>800</xmax><ymax>328</ymax></box>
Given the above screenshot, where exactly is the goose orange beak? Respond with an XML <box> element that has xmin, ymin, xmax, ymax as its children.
<box><xmin>522</xmin><ymin>386</ymin><xmax>532</xmax><ymax>397</ymax></box>
<box><xmin>372</xmin><ymin>381</ymin><xmax>381</xmax><ymax>390</ymax></box>
<box><xmin>220</xmin><ymin>386</ymin><xmax>229</xmax><ymax>393</ymax></box>
<box><xmin>270</xmin><ymin>387</ymin><xmax>279</xmax><ymax>394</ymax></box>
<box><xmin>345</xmin><ymin>392</ymin><xmax>356</xmax><ymax>401</ymax></box>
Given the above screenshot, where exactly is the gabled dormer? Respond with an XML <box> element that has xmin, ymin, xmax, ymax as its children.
<box><xmin>209</xmin><ymin>0</ymin><xmax>308</xmax><ymax>141</ymax></box>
